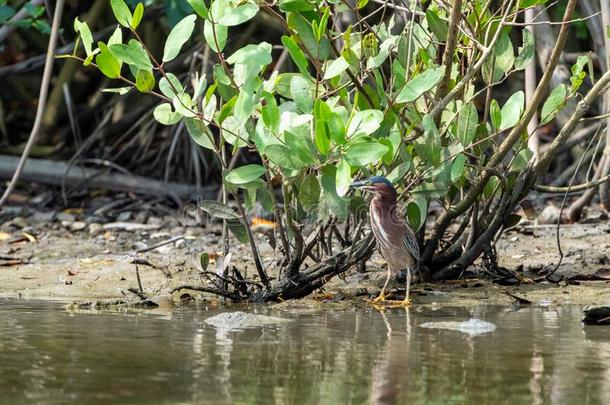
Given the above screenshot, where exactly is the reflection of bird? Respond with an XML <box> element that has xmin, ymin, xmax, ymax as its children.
<box><xmin>350</xmin><ymin>176</ymin><xmax>419</xmax><ymax>306</ymax></box>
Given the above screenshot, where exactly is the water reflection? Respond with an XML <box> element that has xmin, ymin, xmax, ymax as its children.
<box><xmin>370</xmin><ymin>309</ymin><xmax>411</xmax><ymax>405</ymax></box>
<box><xmin>0</xmin><ymin>301</ymin><xmax>609</xmax><ymax>404</ymax></box>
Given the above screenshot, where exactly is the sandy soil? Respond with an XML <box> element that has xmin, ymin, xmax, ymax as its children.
<box><xmin>1</xmin><ymin>212</ymin><xmax>609</xmax><ymax>307</ymax></box>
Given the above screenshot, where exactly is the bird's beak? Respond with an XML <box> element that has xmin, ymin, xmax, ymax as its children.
<box><xmin>350</xmin><ymin>180</ymin><xmax>375</xmax><ymax>192</ymax></box>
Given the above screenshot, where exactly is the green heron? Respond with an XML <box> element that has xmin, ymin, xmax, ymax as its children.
<box><xmin>350</xmin><ymin>176</ymin><xmax>420</xmax><ymax>307</ymax></box>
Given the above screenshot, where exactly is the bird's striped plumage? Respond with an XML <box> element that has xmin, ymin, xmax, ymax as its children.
<box><xmin>350</xmin><ymin>176</ymin><xmax>419</xmax><ymax>305</ymax></box>
<box><xmin>370</xmin><ymin>192</ymin><xmax>419</xmax><ymax>274</ymax></box>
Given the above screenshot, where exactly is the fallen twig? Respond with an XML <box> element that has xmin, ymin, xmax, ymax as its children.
<box><xmin>0</xmin><ymin>155</ymin><xmax>216</xmax><ymax>201</ymax></box>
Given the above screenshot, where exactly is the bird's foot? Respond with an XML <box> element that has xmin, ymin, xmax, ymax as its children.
<box><xmin>366</xmin><ymin>294</ymin><xmax>411</xmax><ymax>309</ymax></box>
<box><xmin>384</xmin><ymin>298</ymin><xmax>411</xmax><ymax>308</ymax></box>
<box><xmin>366</xmin><ymin>293</ymin><xmax>389</xmax><ymax>305</ymax></box>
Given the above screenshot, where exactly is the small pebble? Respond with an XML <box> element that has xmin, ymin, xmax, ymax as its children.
<box><xmin>56</xmin><ymin>212</ymin><xmax>76</xmax><ymax>222</ymax></box>
<box><xmin>537</xmin><ymin>205</ymin><xmax>560</xmax><ymax>225</ymax></box>
<box><xmin>70</xmin><ymin>221</ymin><xmax>87</xmax><ymax>232</ymax></box>
<box><xmin>33</xmin><ymin>211</ymin><xmax>56</xmax><ymax>222</ymax></box>
<box><xmin>116</xmin><ymin>211</ymin><xmax>131</xmax><ymax>222</ymax></box>
<box><xmin>133</xmin><ymin>241</ymin><xmax>148</xmax><ymax>251</ymax></box>
<box><xmin>89</xmin><ymin>223</ymin><xmax>103</xmax><ymax>236</ymax></box>
<box><xmin>147</xmin><ymin>216</ymin><xmax>162</xmax><ymax>226</ymax></box>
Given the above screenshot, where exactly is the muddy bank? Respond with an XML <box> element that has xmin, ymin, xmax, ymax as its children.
<box><xmin>1</xmin><ymin>209</ymin><xmax>609</xmax><ymax>307</ymax></box>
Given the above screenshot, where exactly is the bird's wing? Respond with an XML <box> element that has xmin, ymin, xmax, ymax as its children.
<box><xmin>403</xmin><ymin>229</ymin><xmax>420</xmax><ymax>268</ymax></box>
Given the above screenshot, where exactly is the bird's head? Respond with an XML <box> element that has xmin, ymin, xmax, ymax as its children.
<box><xmin>350</xmin><ymin>176</ymin><xmax>397</xmax><ymax>199</ymax></box>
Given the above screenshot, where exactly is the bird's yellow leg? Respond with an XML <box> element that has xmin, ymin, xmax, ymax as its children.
<box><xmin>402</xmin><ymin>269</ymin><xmax>411</xmax><ymax>306</ymax></box>
<box><xmin>367</xmin><ymin>267</ymin><xmax>392</xmax><ymax>304</ymax></box>
<box><xmin>385</xmin><ymin>269</ymin><xmax>412</xmax><ymax>308</ymax></box>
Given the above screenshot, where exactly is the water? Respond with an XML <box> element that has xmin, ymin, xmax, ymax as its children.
<box><xmin>1</xmin><ymin>300</ymin><xmax>610</xmax><ymax>404</ymax></box>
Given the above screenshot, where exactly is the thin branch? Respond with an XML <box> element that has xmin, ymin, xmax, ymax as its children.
<box><xmin>435</xmin><ymin>0</ymin><xmax>463</xmax><ymax>103</ymax></box>
<box><xmin>0</xmin><ymin>0</ymin><xmax>65</xmax><ymax>207</ymax></box>
<box><xmin>534</xmin><ymin>172</ymin><xmax>610</xmax><ymax>193</ymax></box>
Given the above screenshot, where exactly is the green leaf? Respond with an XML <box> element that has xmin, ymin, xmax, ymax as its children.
<box><xmin>316</xmin><ymin>6</ymin><xmax>329</xmax><ymax>42</ymax></box>
<box><xmin>218</xmin><ymin>3</ymin><xmax>258</xmax><ymax>26</ymax></box>
<box><xmin>406</xmin><ymin>195</ymin><xmax>427</xmax><ymax>231</ymax></box>
<box><xmin>226</xmin><ymin>42</ymin><xmax>272</xmax><ymax>66</ymax></box>
<box><xmin>345</xmin><ymin>141</ymin><xmax>389</xmax><ymax>167</ymax></box>
<box><xmin>199</xmin><ymin>252</ymin><xmax>209</xmax><ymax>271</ymax></box>
<box><xmin>264</xmin><ymin>144</ymin><xmax>306</xmax><ymax>170</ymax></box>
<box><xmin>357</xmin><ymin>0</ymin><xmax>369</xmax><ymax>9</ymax></box>
<box><xmin>290</xmin><ymin>75</ymin><xmax>313</xmax><ymax>113</ymax></box>
<box><xmin>395</xmin><ymin>67</ymin><xmax>444</xmax><ymax>103</ymax></box>
<box><xmin>335</xmin><ymin>159</ymin><xmax>352</xmax><ymax>197</ymax></box>
<box><xmin>320</xmin><ymin>165</ymin><xmax>348</xmax><ymax>220</ymax></box>
<box><xmin>484</xmin><ymin>176</ymin><xmax>500</xmax><ymax>198</ymax></box>
<box><xmin>540</xmin><ymin>84</ymin><xmax>567</xmax><ymax>125</ymax></box>
<box><xmin>110</xmin><ymin>0</ymin><xmax>132</xmax><ymax>28</ymax></box>
<box><xmin>135</xmin><ymin>69</ymin><xmax>155</xmax><ymax>92</ymax></box>
<box><xmin>185</xmin><ymin>117</ymin><xmax>214</xmax><ymax>149</ymax></box>
<box><xmin>286</xmin><ymin>12</ymin><xmax>331</xmax><ymax>60</ymax></box>
<box><xmin>159</xmin><ymin>73</ymin><xmax>184</xmax><ymax>99</ymax></box>
<box><xmin>74</xmin><ymin>18</ymin><xmax>93</xmax><ymax>56</ymax></box>
<box><xmin>101</xmin><ymin>86</ymin><xmax>131</xmax><ymax>95</ymax></box>
<box><xmin>450</xmin><ymin>154</ymin><xmax>466</xmax><ymax>183</ymax></box>
<box><xmin>367</xmin><ymin>36</ymin><xmax>399</xmax><ymax>70</ymax></box>
<box><xmin>511</xmin><ymin>148</ymin><xmax>533</xmax><ymax>172</ymax></box>
<box><xmin>285</xmin><ymin>130</ymin><xmax>316</xmax><ymax>165</ymax></box>
<box><xmin>323</xmin><ymin>56</ymin><xmax>350</xmax><ymax>80</ymax></box>
<box><xmin>221</xmin><ymin>116</ymin><xmax>248</xmax><ymax>147</ymax></box>
<box><xmin>25</xmin><ymin>3</ymin><xmax>44</xmax><ymax>18</ymax></box>
<box><xmin>299</xmin><ymin>173</ymin><xmax>321</xmax><ymax>208</ymax></box>
<box><xmin>109</xmin><ymin>40</ymin><xmax>152</xmax><ymax>70</ymax></box>
<box><xmin>163</xmin><ymin>14</ymin><xmax>196</xmax><ymax>62</ymax></box>
<box><xmin>279</xmin><ymin>0</ymin><xmax>315</xmax><ymax>12</ymax></box>
<box><xmin>0</xmin><ymin>5</ymin><xmax>16</xmax><ymax>23</ymax></box>
<box><xmin>261</xmin><ymin>92</ymin><xmax>280</xmax><ymax>132</ymax></box>
<box><xmin>131</xmin><ymin>2</ymin><xmax>144</xmax><ymax>29</ymax></box>
<box><xmin>107</xmin><ymin>27</ymin><xmax>123</xmax><ymax>46</ymax></box>
<box><xmin>483</xmin><ymin>29</ymin><xmax>515</xmax><ymax>82</ymax></box>
<box><xmin>199</xmin><ymin>200</ymin><xmax>240</xmax><ymax>220</ymax></box>
<box><xmin>490</xmin><ymin>99</ymin><xmax>502</xmax><ymax>130</ymax></box>
<box><xmin>225</xmin><ymin>164</ymin><xmax>266</xmax><ymax>185</ymax></box>
<box><xmin>494</xmin><ymin>30</ymin><xmax>514</xmax><ymax>75</ymax></box>
<box><xmin>227</xmin><ymin>220</ymin><xmax>249</xmax><ymax>243</ymax></box>
<box><xmin>499</xmin><ymin>91</ymin><xmax>524</xmax><ymax>131</ymax></box>
<box><xmin>328</xmin><ymin>113</ymin><xmax>346</xmax><ymax>145</ymax></box>
<box><xmin>96</xmin><ymin>43</ymin><xmax>121</xmax><ymax>78</ymax></box>
<box><xmin>514</xmin><ymin>28</ymin><xmax>534</xmax><ymax>70</ymax></box>
<box><xmin>204</xmin><ymin>20</ymin><xmax>227</xmax><ymax>52</ymax></box>
<box><xmin>457</xmin><ymin>102</ymin><xmax>478</xmax><ymax>147</ymax></box>
<box><xmin>519</xmin><ymin>0</ymin><xmax>549</xmax><ymax>8</ymax></box>
<box><xmin>202</xmin><ymin>91</ymin><xmax>217</xmax><ymax>121</ymax></box>
<box><xmin>414</xmin><ymin>115</ymin><xmax>441</xmax><ymax>166</ymax></box>
<box><xmin>413</xmin><ymin>182</ymin><xmax>448</xmax><ymax>198</ymax></box>
<box><xmin>186</xmin><ymin>0</ymin><xmax>208</xmax><ymax>19</ymax></box>
<box><xmin>569</xmin><ymin>55</ymin><xmax>589</xmax><ymax>94</ymax></box>
<box><xmin>173</xmin><ymin>93</ymin><xmax>196</xmax><ymax>118</ymax></box>
<box><xmin>153</xmin><ymin>103</ymin><xmax>182</xmax><ymax>125</ymax></box>
<box><xmin>387</xmin><ymin>161</ymin><xmax>412</xmax><ymax>184</ymax></box>
<box><xmin>315</xmin><ymin>119</ymin><xmax>330</xmax><ymax>154</ymax></box>
<box><xmin>347</xmin><ymin>109</ymin><xmax>383</xmax><ymax>137</ymax></box>
<box><xmin>256</xmin><ymin>186</ymin><xmax>274</xmax><ymax>212</ymax></box>
<box><xmin>425</xmin><ymin>9</ymin><xmax>447</xmax><ymax>42</ymax></box>
<box><xmin>281</xmin><ymin>35</ymin><xmax>310</xmax><ymax>77</ymax></box>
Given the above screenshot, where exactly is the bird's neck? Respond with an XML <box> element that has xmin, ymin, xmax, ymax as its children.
<box><xmin>372</xmin><ymin>193</ymin><xmax>398</xmax><ymax>209</ymax></box>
